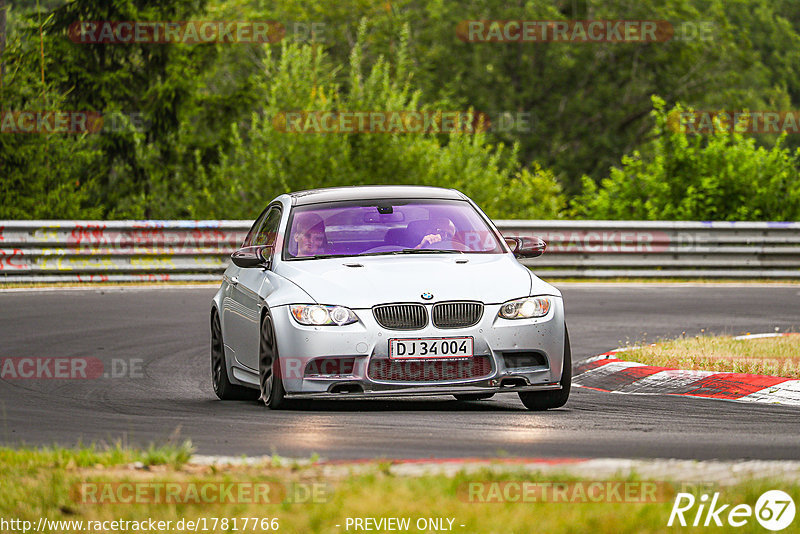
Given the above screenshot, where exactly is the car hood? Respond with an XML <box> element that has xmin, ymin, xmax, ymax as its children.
<box><xmin>274</xmin><ymin>254</ymin><xmax>559</xmax><ymax>308</ymax></box>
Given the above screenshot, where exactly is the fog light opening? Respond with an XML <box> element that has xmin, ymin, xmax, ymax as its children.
<box><xmin>502</xmin><ymin>351</ymin><xmax>548</xmax><ymax>370</ymax></box>
<box><xmin>304</xmin><ymin>357</ymin><xmax>356</xmax><ymax>378</ymax></box>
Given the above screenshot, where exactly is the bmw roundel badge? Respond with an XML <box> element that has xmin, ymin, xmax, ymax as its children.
<box><xmin>421</xmin><ymin>292</ymin><xmax>433</xmax><ymax>300</ymax></box>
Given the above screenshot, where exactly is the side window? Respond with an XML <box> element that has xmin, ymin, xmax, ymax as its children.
<box><xmin>243</xmin><ymin>208</ymin><xmax>269</xmax><ymax>247</ymax></box>
<box><xmin>252</xmin><ymin>207</ymin><xmax>282</xmax><ymax>246</ymax></box>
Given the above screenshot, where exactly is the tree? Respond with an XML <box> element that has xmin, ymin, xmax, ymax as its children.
<box><xmin>186</xmin><ymin>23</ymin><xmax>565</xmax><ymax>220</ymax></box>
<box><xmin>1</xmin><ymin>0</ymin><xmax>6</xmax><ymax>101</ymax></box>
<box><xmin>571</xmin><ymin>97</ymin><xmax>800</xmax><ymax>221</ymax></box>
<box><xmin>263</xmin><ymin>0</ymin><xmax>800</xmax><ymax>192</ymax></box>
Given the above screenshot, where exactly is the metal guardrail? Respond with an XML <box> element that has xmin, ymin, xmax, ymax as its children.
<box><xmin>501</xmin><ymin>220</ymin><xmax>800</xmax><ymax>278</ymax></box>
<box><xmin>0</xmin><ymin>220</ymin><xmax>247</xmax><ymax>283</ymax></box>
<box><xmin>1</xmin><ymin>220</ymin><xmax>799</xmax><ymax>282</ymax></box>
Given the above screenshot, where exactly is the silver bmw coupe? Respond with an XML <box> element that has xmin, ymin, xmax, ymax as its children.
<box><xmin>211</xmin><ymin>185</ymin><xmax>570</xmax><ymax>410</ymax></box>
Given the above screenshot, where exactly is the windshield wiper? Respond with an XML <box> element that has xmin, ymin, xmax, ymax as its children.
<box><xmin>401</xmin><ymin>248</ymin><xmax>464</xmax><ymax>254</ymax></box>
<box><xmin>297</xmin><ymin>254</ymin><xmax>342</xmax><ymax>260</ymax></box>
<box><xmin>395</xmin><ymin>249</ymin><xmax>464</xmax><ymax>254</ymax></box>
<box><xmin>361</xmin><ymin>249</ymin><xmax>463</xmax><ymax>256</ymax></box>
<box><xmin>303</xmin><ymin>249</ymin><xmax>465</xmax><ymax>260</ymax></box>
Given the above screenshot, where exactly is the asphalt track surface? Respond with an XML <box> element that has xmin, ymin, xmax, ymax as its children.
<box><xmin>1</xmin><ymin>284</ymin><xmax>799</xmax><ymax>460</ymax></box>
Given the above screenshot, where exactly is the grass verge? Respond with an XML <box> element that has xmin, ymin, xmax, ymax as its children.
<box><xmin>0</xmin><ymin>446</ymin><xmax>798</xmax><ymax>533</ymax></box>
<box><xmin>613</xmin><ymin>334</ymin><xmax>800</xmax><ymax>378</ymax></box>
<box><xmin>0</xmin><ymin>441</ymin><xmax>195</xmax><ymax>472</ymax></box>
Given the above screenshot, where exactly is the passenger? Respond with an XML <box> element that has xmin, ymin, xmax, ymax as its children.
<box><xmin>293</xmin><ymin>213</ymin><xmax>326</xmax><ymax>256</ymax></box>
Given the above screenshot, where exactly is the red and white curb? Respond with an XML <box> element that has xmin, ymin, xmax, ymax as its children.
<box><xmin>574</xmin><ymin>333</ymin><xmax>800</xmax><ymax>406</ymax></box>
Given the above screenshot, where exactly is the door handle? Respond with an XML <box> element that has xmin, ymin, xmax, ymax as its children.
<box><xmin>230</xmin><ymin>276</ymin><xmax>239</xmax><ymax>287</ymax></box>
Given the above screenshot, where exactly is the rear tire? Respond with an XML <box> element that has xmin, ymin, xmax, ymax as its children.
<box><xmin>259</xmin><ymin>312</ymin><xmax>288</xmax><ymax>409</ymax></box>
<box><xmin>211</xmin><ymin>309</ymin><xmax>257</xmax><ymax>400</ymax></box>
<box><xmin>453</xmin><ymin>393</ymin><xmax>495</xmax><ymax>401</ymax></box>
<box><xmin>518</xmin><ymin>325</ymin><xmax>571</xmax><ymax>411</ymax></box>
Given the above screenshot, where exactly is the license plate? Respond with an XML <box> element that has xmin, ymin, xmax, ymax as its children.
<box><xmin>388</xmin><ymin>337</ymin><xmax>473</xmax><ymax>359</ymax></box>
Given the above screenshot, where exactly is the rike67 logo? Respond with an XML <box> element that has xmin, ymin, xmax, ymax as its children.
<box><xmin>668</xmin><ymin>490</ymin><xmax>795</xmax><ymax>531</ymax></box>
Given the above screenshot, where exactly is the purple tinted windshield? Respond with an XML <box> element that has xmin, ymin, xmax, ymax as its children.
<box><xmin>285</xmin><ymin>199</ymin><xmax>504</xmax><ymax>258</ymax></box>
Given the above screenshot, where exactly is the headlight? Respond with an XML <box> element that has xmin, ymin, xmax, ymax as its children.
<box><xmin>498</xmin><ymin>297</ymin><xmax>551</xmax><ymax>319</ymax></box>
<box><xmin>290</xmin><ymin>304</ymin><xmax>358</xmax><ymax>326</ymax></box>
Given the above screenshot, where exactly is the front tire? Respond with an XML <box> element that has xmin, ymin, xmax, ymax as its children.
<box><xmin>518</xmin><ymin>325</ymin><xmax>571</xmax><ymax>411</ymax></box>
<box><xmin>211</xmin><ymin>309</ymin><xmax>257</xmax><ymax>400</ymax></box>
<box><xmin>259</xmin><ymin>312</ymin><xmax>288</xmax><ymax>409</ymax></box>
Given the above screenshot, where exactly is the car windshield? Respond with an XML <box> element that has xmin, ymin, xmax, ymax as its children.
<box><xmin>284</xmin><ymin>199</ymin><xmax>504</xmax><ymax>259</ymax></box>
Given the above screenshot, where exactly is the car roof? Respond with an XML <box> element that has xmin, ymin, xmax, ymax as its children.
<box><xmin>290</xmin><ymin>185</ymin><xmax>466</xmax><ymax>206</ymax></box>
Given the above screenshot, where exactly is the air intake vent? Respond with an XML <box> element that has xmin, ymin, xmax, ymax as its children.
<box><xmin>502</xmin><ymin>352</ymin><xmax>548</xmax><ymax>369</ymax></box>
<box><xmin>432</xmin><ymin>301</ymin><xmax>483</xmax><ymax>329</ymax></box>
<box><xmin>373</xmin><ymin>303</ymin><xmax>427</xmax><ymax>330</ymax></box>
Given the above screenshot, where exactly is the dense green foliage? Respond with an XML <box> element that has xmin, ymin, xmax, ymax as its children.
<box><xmin>571</xmin><ymin>97</ymin><xmax>800</xmax><ymax>220</ymax></box>
<box><xmin>188</xmin><ymin>24</ymin><xmax>564</xmax><ymax>219</ymax></box>
<box><xmin>2</xmin><ymin>0</ymin><xmax>800</xmax><ymax>220</ymax></box>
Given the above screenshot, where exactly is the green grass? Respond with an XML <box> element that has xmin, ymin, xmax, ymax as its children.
<box><xmin>0</xmin><ymin>447</ymin><xmax>798</xmax><ymax>533</ymax></box>
<box><xmin>0</xmin><ymin>441</ymin><xmax>194</xmax><ymax>472</ymax></box>
<box><xmin>614</xmin><ymin>334</ymin><xmax>800</xmax><ymax>378</ymax></box>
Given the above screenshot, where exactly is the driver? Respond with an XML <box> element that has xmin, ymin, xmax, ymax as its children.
<box><xmin>293</xmin><ymin>213</ymin><xmax>326</xmax><ymax>256</ymax></box>
<box><xmin>415</xmin><ymin>218</ymin><xmax>456</xmax><ymax>249</ymax></box>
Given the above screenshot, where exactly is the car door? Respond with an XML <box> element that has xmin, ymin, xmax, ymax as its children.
<box><xmin>228</xmin><ymin>205</ymin><xmax>283</xmax><ymax>371</ymax></box>
<box><xmin>222</xmin><ymin>209</ymin><xmax>266</xmax><ymax>367</ymax></box>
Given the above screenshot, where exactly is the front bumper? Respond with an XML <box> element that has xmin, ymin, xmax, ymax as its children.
<box><xmin>285</xmin><ymin>383</ymin><xmax>562</xmax><ymax>399</ymax></box>
<box><xmin>270</xmin><ymin>297</ymin><xmax>566</xmax><ymax>397</ymax></box>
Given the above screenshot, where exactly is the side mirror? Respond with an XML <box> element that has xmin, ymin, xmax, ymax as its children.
<box><xmin>505</xmin><ymin>236</ymin><xmax>546</xmax><ymax>259</ymax></box>
<box><xmin>504</xmin><ymin>236</ymin><xmax>521</xmax><ymax>253</ymax></box>
<box><xmin>231</xmin><ymin>245</ymin><xmax>272</xmax><ymax>269</ymax></box>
